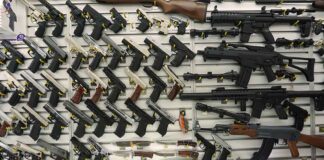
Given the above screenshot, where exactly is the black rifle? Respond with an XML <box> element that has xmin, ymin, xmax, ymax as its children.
<box><xmin>195</xmin><ymin>133</ymin><xmax>216</xmax><ymax>160</ymax></box>
<box><xmin>43</xmin><ymin>36</ymin><xmax>68</xmax><ymax>72</ymax></box>
<box><xmin>64</xmin><ymin>101</ymin><xmax>94</xmax><ymax>138</ymax></box>
<box><xmin>109</xmin><ymin>8</ymin><xmax>127</xmax><ymax>33</ymax></box>
<box><xmin>67</xmin><ymin>68</ymin><xmax>90</xmax><ymax>104</ymax></box>
<box><xmin>143</xmin><ymin>66</ymin><xmax>167</xmax><ymax>102</ymax></box>
<box><xmin>124</xmin><ymin>98</ymin><xmax>155</xmax><ymax>137</ymax></box>
<box><xmin>180</xmin><ymin>86</ymin><xmax>324</xmax><ymax>119</ymax></box>
<box><xmin>196</xmin><ymin>103</ymin><xmax>250</xmax><ymax>123</ymax></box>
<box><xmin>44</xmin><ymin>104</ymin><xmax>69</xmax><ymax>140</ymax></box>
<box><xmin>198</xmin><ymin>41</ymin><xmax>315</xmax><ymax>88</ymax></box>
<box><xmin>144</xmin><ymin>37</ymin><xmax>171</xmax><ymax>70</ymax></box>
<box><xmin>66</xmin><ymin>0</ymin><xmax>86</xmax><ymax>37</ymax></box>
<box><xmin>1</xmin><ymin>40</ymin><xmax>25</xmax><ymax>73</ymax></box>
<box><xmin>39</xmin><ymin>0</ymin><xmax>65</xmax><ymax>37</ymax></box>
<box><xmin>169</xmin><ymin>36</ymin><xmax>195</xmax><ymax>67</ymax></box>
<box><xmin>101</xmin><ymin>34</ymin><xmax>128</xmax><ymax>70</ymax></box>
<box><xmin>23</xmin><ymin>37</ymin><xmax>49</xmax><ymax>73</ymax></box>
<box><xmin>71</xmin><ymin>137</ymin><xmax>92</xmax><ymax>160</ymax></box>
<box><xmin>183</xmin><ymin>70</ymin><xmax>239</xmax><ymax>83</ymax></box>
<box><xmin>83</xmin><ymin>4</ymin><xmax>112</xmax><ymax>40</ymax></box>
<box><xmin>208</xmin><ymin>6</ymin><xmax>315</xmax><ymax>43</ymax></box>
<box><xmin>190</xmin><ymin>28</ymin><xmax>240</xmax><ymax>39</ymax></box>
<box><xmin>84</xmin><ymin>99</ymin><xmax>115</xmax><ymax>137</ymax></box>
<box><xmin>103</xmin><ymin>67</ymin><xmax>127</xmax><ymax>103</ymax></box>
<box><xmin>275</xmin><ymin>38</ymin><xmax>314</xmax><ymax>48</ymax></box>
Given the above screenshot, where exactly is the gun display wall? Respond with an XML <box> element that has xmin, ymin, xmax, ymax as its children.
<box><xmin>0</xmin><ymin>0</ymin><xmax>323</xmax><ymax>159</ymax></box>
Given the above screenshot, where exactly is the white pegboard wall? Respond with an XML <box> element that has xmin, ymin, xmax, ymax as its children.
<box><xmin>0</xmin><ymin>0</ymin><xmax>323</xmax><ymax>160</ymax></box>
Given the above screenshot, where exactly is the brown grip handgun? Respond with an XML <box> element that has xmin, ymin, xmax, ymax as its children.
<box><xmin>168</xmin><ymin>84</ymin><xmax>182</xmax><ymax>100</ymax></box>
<box><xmin>91</xmin><ymin>85</ymin><xmax>104</xmax><ymax>103</ymax></box>
<box><xmin>71</xmin><ymin>86</ymin><xmax>85</xmax><ymax>104</ymax></box>
<box><xmin>178</xmin><ymin>150</ymin><xmax>199</xmax><ymax>159</ymax></box>
<box><xmin>130</xmin><ymin>85</ymin><xmax>143</xmax><ymax>102</ymax></box>
<box><xmin>0</xmin><ymin>122</ymin><xmax>10</xmax><ymax>137</ymax></box>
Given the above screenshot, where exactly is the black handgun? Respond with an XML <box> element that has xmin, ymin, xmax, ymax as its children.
<box><xmin>71</xmin><ymin>137</ymin><xmax>92</xmax><ymax>160</ymax></box>
<box><xmin>43</xmin><ymin>36</ymin><xmax>68</xmax><ymax>72</ymax></box>
<box><xmin>23</xmin><ymin>37</ymin><xmax>49</xmax><ymax>73</ymax></box>
<box><xmin>195</xmin><ymin>133</ymin><xmax>216</xmax><ymax>160</ymax></box>
<box><xmin>144</xmin><ymin>37</ymin><xmax>171</xmax><ymax>70</ymax></box>
<box><xmin>67</xmin><ymin>68</ymin><xmax>90</xmax><ymax>104</ymax></box>
<box><xmin>39</xmin><ymin>0</ymin><xmax>65</xmax><ymax>37</ymax></box>
<box><xmin>1</xmin><ymin>40</ymin><xmax>25</xmax><ymax>73</ymax></box>
<box><xmin>66</xmin><ymin>0</ymin><xmax>86</xmax><ymax>37</ymax></box>
<box><xmin>143</xmin><ymin>66</ymin><xmax>167</xmax><ymax>102</ymax></box>
<box><xmin>44</xmin><ymin>104</ymin><xmax>69</xmax><ymax>140</ymax></box>
<box><xmin>109</xmin><ymin>8</ymin><xmax>127</xmax><ymax>33</ymax></box>
<box><xmin>103</xmin><ymin>67</ymin><xmax>126</xmax><ymax>103</ymax></box>
<box><xmin>169</xmin><ymin>36</ymin><xmax>195</xmax><ymax>67</ymax></box>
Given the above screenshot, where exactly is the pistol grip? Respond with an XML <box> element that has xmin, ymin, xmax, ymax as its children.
<box><xmin>135</xmin><ymin>119</ymin><xmax>149</xmax><ymax>137</ymax></box>
<box><xmin>89</xmin><ymin>53</ymin><xmax>104</xmax><ymax>71</ymax></box>
<box><xmin>130</xmin><ymin>53</ymin><xmax>144</xmax><ymax>72</ymax></box>
<box><xmin>108</xmin><ymin>53</ymin><xmax>122</xmax><ymax>70</ymax></box>
<box><xmin>50</xmin><ymin>121</ymin><xmax>63</xmax><ymax>140</ymax></box>
<box><xmin>130</xmin><ymin>85</ymin><xmax>143</xmax><ymax>102</ymax></box>
<box><xmin>74</xmin><ymin>120</ymin><xmax>86</xmax><ymax>138</ymax></box>
<box><xmin>251</xmin><ymin>97</ymin><xmax>265</xmax><ymax>118</ymax></box>
<box><xmin>202</xmin><ymin>147</ymin><xmax>216</xmax><ymax>160</ymax></box>
<box><xmin>91</xmin><ymin>85</ymin><xmax>103</xmax><ymax>104</ymax></box>
<box><xmin>274</xmin><ymin>104</ymin><xmax>288</xmax><ymax>119</ymax></box>
<box><xmin>49</xmin><ymin>57</ymin><xmax>62</xmax><ymax>73</ymax></box>
<box><xmin>28</xmin><ymin>56</ymin><xmax>42</xmax><ymax>73</ymax></box>
<box><xmin>170</xmin><ymin>52</ymin><xmax>186</xmax><ymax>67</ymax></box>
<box><xmin>91</xmin><ymin>23</ymin><xmax>105</xmax><ymax>40</ymax></box>
<box><xmin>157</xmin><ymin>118</ymin><xmax>170</xmax><ymax>136</ymax></box>
<box><xmin>30</xmin><ymin>121</ymin><xmax>41</xmax><ymax>141</ymax></box>
<box><xmin>35</xmin><ymin>21</ymin><xmax>47</xmax><ymax>38</ymax></box>
<box><xmin>49</xmin><ymin>89</ymin><xmax>60</xmax><ymax>107</ymax></box>
<box><xmin>152</xmin><ymin>53</ymin><xmax>166</xmax><ymax>70</ymax></box>
<box><xmin>7</xmin><ymin>59</ymin><xmax>19</xmax><ymax>73</ymax></box>
<box><xmin>288</xmin><ymin>141</ymin><xmax>299</xmax><ymax>158</ymax></box>
<box><xmin>251</xmin><ymin>138</ymin><xmax>276</xmax><ymax>160</ymax></box>
<box><xmin>71</xmin><ymin>86</ymin><xmax>85</xmax><ymax>104</ymax></box>
<box><xmin>261</xmin><ymin>27</ymin><xmax>275</xmax><ymax>44</ymax></box>
<box><xmin>52</xmin><ymin>19</ymin><xmax>64</xmax><ymax>37</ymax></box>
<box><xmin>168</xmin><ymin>84</ymin><xmax>181</xmax><ymax>101</ymax></box>
<box><xmin>218</xmin><ymin>148</ymin><xmax>231</xmax><ymax>160</ymax></box>
<box><xmin>8</xmin><ymin>90</ymin><xmax>22</xmax><ymax>106</ymax></box>
<box><xmin>263</xmin><ymin>66</ymin><xmax>276</xmax><ymax>82</ymax></box>
<box><xmin>114</xmin><ymin>119</ymin><xmax>127</xmax><ymax>138</ymax></box>
<box><xmin>107</xmin><ymin>87</ymin><xmax>122</xmax><ymax>103</ymax></box>
<box><xmin>150</xmin><ymin>85</ymin><xmax>164</xmax><ymax>103</ymax></box>
<box><xmin>236</xmin><ymin>67</ymin><xmax>252</xmax><ymax>88</ymax></box>
<box><xmin>13</xmin><ymin>121</ymin><xmax>25</xmax><ymax>135</ymax></box>
<box><xmin>27</xmin><ymin>87</ymin><xmax>40</xmax><ymax>108</ymax></box>
<box><xmin>72</xmin><ymin>53</ymin><xmax>86</xmax><ymax>70</ymax></box>
<box><xmin>0</xmin><ymin>122</ymin><xmax>10</xmax><ymax>137</ymax></box>
<box><xmin>93</xmin><ymin>118</ymin><xmax>107</xmax><ymax>138</ymax></box>
<box><xmin>74</xmin><ymin>18</ymin><xmax>86</xmax><ymax>37</ymax></box>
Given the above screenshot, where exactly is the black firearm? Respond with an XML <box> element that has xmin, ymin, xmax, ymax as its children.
<box><xmin>20</xmin><ymin>71</ymin><xmax>47</xmax><ymax>108</ymax></box>
<box><xmin>71</xmin><ymin>137</ymin><xmax>92</xmax><ymax>160</ymax></box>
<box><xmin>196</xmin><ymin>103</ymin><xmax>250</xmax><ymax>123</ymax></box>
<box><xmin>0</xmin><ymin>141</ymin><xmax>19</xmax><ymax>160</ymax></box>
<box><xmin>198</xmin><ymin>41</ymin><xmax>315</xmax><ymax>88</ymax></box>
<box><xmin>83</xmin><ymin>4</ymin><xmax>112</xmax><ymax>40</ymax></box>
<box><xmin>255</xmin><ymin>0</ymin><xmax>324</xmax><ymax>10</ymax></box>
<box><xmin>40</xmin><ymin>70</ymin><xmax>67</xmax><ymax>107</ymax></box>
<box><xmin>37</xmin><ymin>139</ymin><xmax>69</xmax><ymax>160</ymax></box>
<box><xmin>43</xmin><ymin>36</ymin><xmax>68</xmax><ymax>72</ymax></box>
<box><xmin>67</xmin><ymin>68</ymin><xmax>90</xmax><ymax>104</ymax></box>
<box><xmin>101</xmin><ymin>34</ymin><xmax>127</xmax><ymax>69</ymax></box>
<box><xmin>124</xmin><ymin>98</ymin><xmax>155</xmax><ymax>137</ymax></box>
<box><xmin>5</xmin><ymin>71</ymin><xmax>27</xmax><ymax>106</ymax></box>
<box><xmin>43</xmin><ymin>104</ymin><xmax>69</xmax><ymax>140</ymax></box>
<box><xmin>143</xmin><ymin>66</ymin><xmax>167</xmax><ymax>102</ymax></box>
<box><xmin>103</xmin><ymin>67</ymin><xmax>126</xmax><ymax>103</ymax></box>
<box><xmin>144</xmin><ymin>37</ymin><xmax>172</xmax><ymax>70</ymax></box>
<box><xmin>146</xmin><ymin>99</ymin><xmax>177</xmax><ymax>136</ymax></box>
<box><xmin>84</xmin><ymin>99</ymin><xmax>115</xmax><ymax>137</ymax></box>
<box><xmin>109</xmin><ymin>8</ymin><xmax>127</xmax><ymax>33</ymax></box>
<box><xmin>88</xmin><ymin>137</ymin><xmax>110</xmax><ymax>160</ymax></box>
<box><xmin>183</xmin><ymin>70</ymin><xmax>239</xmax><ymax>83</ymax></box>
<box><xmin>283</xmin><ymin>101</ymin><xmax>309</xmax><ymax>131</ymax></box>
<box><xmin>122</xmin><ymin>37</ymin><xmax>151</xmax><ymax>71</ymax></box>
<box><xmin>11</xmin><ymin>107</ymin><xmax>28</xmax><ymax>136</ymax></box>
<box><xmin>105</xmin><ymin>101</ymin><xmax>135</xmax><ymax>137</ymax></box>
<box><xmin>169</xmin><ymin>35</ymin><xmax>195</xmax><ymax>67</ymax></box>
<box><xmin>195</xmin><ymin>133</ymin><xmax>216</xmax><ymax>160</ymax></box>
<box><xmin>22</xmin><ymin>105</ymin><xmax>49</xmax><ymax>141</ymax></box>
<box><xmin>83</xmin><ymin>34</ymin><xmax>108</xmax><ymax>71</ymax></box>
<box><xmin>64</xmin><ymin>101</ymin><xmax>94</xmax><ymax>138</ymax></box>
<box><xmin>39</xmin><ymin>0</ymin><xmax>65</xmax><ymax>37</ymax></box>
<box><xmin>170</xmin><ymin>16</ymin><xmax>188</xmax><ymax>35</ymax></box>
<box><xmin>1</xmin><ymin>40</ymin><xmax>25</xmax><ymax>73</ymax></box>
<box><xmin>275</xmin><ymin>38</ymin><xmax>314</xmax><ymax>48</ymax></box>
<box><xmin>23</xmin><ymin>37</ymin><xmax>49</xmax><ymax>73</ymax></box>
<box><xmin>65</xmin><ymin>36</ymin><xmax>89</xmax><ymax>70</ymax></box>
<box><xmin>180</xmin><ymin>86</ymin><xmax>324</xmax><ymax>119</ymax></box>
<box><xmin>66</xmin><ymin>0</ymin><xmax>86</xmax><ymax>37</ymax></box>
<box><xmin>190</xmin><ymin>28</ymin><xmax>240</xmax><ymax>39</ymax></box>
<box><xmin>0</xmin><ymin>83</ymin><xmax>8</xmax><ymax>97</ymax></box>
<box><xmin>136</xmin><ymin>9</ymin><xmax>153</xmax><ymax>32</ymax></box>
<box><xmin>208</xmin><ymin>6</ymin><xmax>316</xmax><ymax>43</ymax></box>
<box><xmin>0</xmin><ymin>50</ymin><xmax>9</xmax><ymax>66</ymax></box>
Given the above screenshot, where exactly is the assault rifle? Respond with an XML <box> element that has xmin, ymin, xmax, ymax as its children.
<box><xmin>169</xmin><ymin>36</ymin><xmax>195</xmax><ymax>67</ymax></box>
<box><xmin>39</xmin><ymin>0</ymin><xmax>65</xmax><ymax>37</ymax></box>
<box><xmin>198</xmin><ymin>41</ymin><xmax>315</xmax><ymax>88</ymax></box>
<box><xmin>16</xmin><ymin>141</ymin><xmax>44</xmax><ymax>160</ymax></box>
<box><xmin>11</xmin><ymin>107</ymin><xmax>28</xmax><ymax>135</ymax></box>
<box><xmin>86</xmin><ymin>68</ymin><xmax>108</xmax><ymax>103</ymax></box>
<box><xmin>146</xmin><ymin>99</ymin><xmax>176</xmax><ymax>136</ymax></box>
<box><xmin>96</xmin><ymin>0</ymin><xmax>208</xmax><ymax>21</ymax></box>
<box><xmin>65</xmin><ymin>36</ymin><xmax>89</xmax><ymax>70</ymax></box>
<box><xmin>163</xmin><ymin>65</ymin><xmax>185</xmax><ymax>100</ymax></box>
<box><xmin>22</xmin><ymin>105</ymin><xmax>49</xmax><ymax>140</ymax></box>
<box><xmin>67</xmin><ymin>68</ymin><xmax>90</xmax><ymax>104</ymax></box>
<box><xmin>208</xmin><ymin>6</ymin><xmax>316</xmax><ymax>43</ymax></box>
<box><xmin>109</xmin><ymin>8</ymin><xmax>127</xmax><ymax>33</ymax></box>
<box><xmin>190</xmin><ymin>28</ymin><xmax>240</xmax><ymax>39</ymax></box>
<box><xmin>0</xmin><ymin>110</ymin><xmax>12</xmax><ymax>137</ymax></box>
<box><xmin>37</xmin><ymin>139</ymin><xmax>69</xmax><ymax>160</ymax></box>
<box><xmin>0</xmin><ymin>141</ymin><xmax>18</xmax><ymax>159</ymax></box>
<box><xmin>144</xmin><ymin>66</ymin><xmax>167</xmax><ymax>102</ymax></box>
<box><xmin>88</xmin><ymin>137</ymin><xmax>110</xmax><ymax>159</ymax></box>
<box><xmin>180</xmin><ymin>86</ymin><xmax>324</xmax><ymax>119</ymax></box>
<box><xmin>71</xmin><ymin>137</ymin><xmax>92</xmax><ymax>160</ymax></box>
<box><xmin>44</xmin><ymin>104</ymin><xmax>69</xmax><ymax>140</ymax></box>
<box><xmin>4</xmin><ymin>71</ymin><xmax>26</xmax><ymax>106</ymax></box>
<box><xmin>23</xmin><ymin>37</ymin><xmax>49</xmax><ymax>73</ymax></box>
<box><xmin>125</xmin><ymin>68</ymin><xmax>147</xmax><ymax>102</ymax></box>
<box><xmin>83</xmin><ymin>4</ymin><xmax>112</xmax><ymax>40</ymax></box>
<box><xmin>183</xmin><ymin>70</ymin><xmax>239</xmax><ymax>83</ymax></box>
<box><xmin>136</xmin><ymin>9</ymin><xmax>153</xmax><ymax>32</ymax></box>
<box><xmin>105</xmin><ymin>101</ymin><xmax>135</xmax><ymax>137</ymax></box>
<box><xmin>84</xmin><ymin>99</ymin><xmax>115</xmax><ymax>137</ymax></box>
<box><xmin>1</xmin><ymin>40</ymin><xmax>25</xmax><ymax>73</ymax></box>
<box><xmin>64</xmin><ymin>101</ymin><xmax>94</xmax><ymax>138</ymax></box>
<box><xmin>275</xmin><ymin>38</ymin><xmax>314</xmax><ymax>48</ymax></box>
<box><xmin>101</xmin><ymin>34</ymin><xmax>128</xmax><ymax>69</ymax></box>
<box><xmin>43</xmin><ymin>36</ymin><xmax>68</xmax><ymax>72</ymax></box>
<box><xmin>144</xmin><ymin>37</ymin><xmax>172</xmax><ymax>70</ymax></box>
<box><xmin>125</xmin><ymin>98</ymin><xmax>155</xmax><ymax>137</ymax></box>
<box><xmin>122</xmin><ymin>37</ymin><xmax>151</xmax><ymax>71</ymax></box>
<box><xmin>20</xmin><ymin>71</ymin><xmax>47</xmax><ymax>108</ymax></box>
<box><xmin>66</xmin><ymin>0</ymin><xmax>86</xmax><ymax>37</ymax></box>
<box><xmin>40</xmin><ymin>70</ymin><xmax>67</xmax><ymax>107</ymax></box>
<box><xmin>103</xmin><ymin>67</ymin><xmax>126</xmax><ymax>103</ymax></box>
<box><xmin>83</xmin><ymin>34</ymin><xmax>108</xmax><ymax>70</ymax></box>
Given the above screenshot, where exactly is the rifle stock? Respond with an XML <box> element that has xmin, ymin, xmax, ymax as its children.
<box><xmin>313</xmin><ymin>0</ymin><xmax>324</xmax><ymax>9</ymax></box>
<box><xmin>96</xmin><ymin>0</ymin><xmax>207</xmax><ymax>21</ymax></box>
